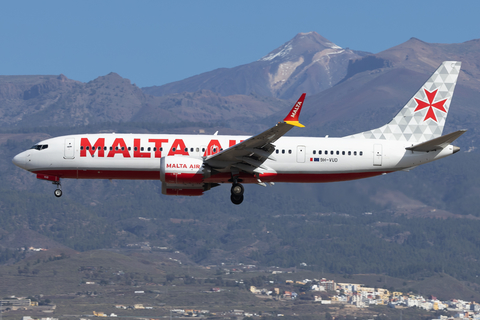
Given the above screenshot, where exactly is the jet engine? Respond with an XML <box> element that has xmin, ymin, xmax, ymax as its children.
<box><xmin>160</xmin><ymin>156</ymin><xmax>214</xmax><ymax>196</ymax></box>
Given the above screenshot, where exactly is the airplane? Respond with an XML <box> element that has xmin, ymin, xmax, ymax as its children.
<box><xmin>12</xmin><ymin>61</ymin><xmax>466</xmax><ymax>205</ymax></box>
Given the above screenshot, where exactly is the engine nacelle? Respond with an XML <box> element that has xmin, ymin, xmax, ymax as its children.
<box><xmin>160</xmin><ymin>156</ymin><xmax>216</xmax><ymax>196</ymax></box>
<box><xmin>160</xmin><ymin>156</ymin><xmax>206</xmax><ymax>185</ymax></box>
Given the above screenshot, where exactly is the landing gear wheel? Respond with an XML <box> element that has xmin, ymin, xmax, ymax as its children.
<box><xmin>53</xmin><ymin>180</ymin><xmax>62</xmax><ymax>197</ymax></box>
<box><xmin>231</xmin><ymin>194</ymin><xmax>244</xmax><ymax>205</ymax></box>
<box><xmin>54</xmin><ymin>189</ymin><xmax>62</xmax><ymax>198</ymax></box>
<box><xmin>231</xmin><ymin>183</ymin><xmax>244</xmax><ymax>196</ymax></box>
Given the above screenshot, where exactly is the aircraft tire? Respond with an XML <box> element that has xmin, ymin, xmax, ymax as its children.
<box><xmin>54</xmin><ymin>189</ymin><xmax>62</xmax><ymax>197</ymax></box>
<box><xmin>231</xmin><ymin>194</ymin><xmax>243</xmax><ymax>205</ymax></box>
<box><xmin>231</xmin><ymin>183</ymin><xmax>244</xmax><ymax>196</ymax></box>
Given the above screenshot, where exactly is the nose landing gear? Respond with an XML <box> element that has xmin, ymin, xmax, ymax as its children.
<box><xmin>53</xmin><ymin>181</ymin><xmax>62</xmax><ymax>197</ymax></box>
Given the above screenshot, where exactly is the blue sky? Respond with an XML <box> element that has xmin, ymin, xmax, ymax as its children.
<box><xmin>1</xmin><ymin>0</ymin><xmax>479</xmax><ymax>88</ymax></box>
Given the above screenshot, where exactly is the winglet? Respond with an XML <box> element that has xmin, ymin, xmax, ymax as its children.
<box><xmin>283</xmin><ymin>93</ymin><xmax>306</xmax><ymax>127</ymax></box>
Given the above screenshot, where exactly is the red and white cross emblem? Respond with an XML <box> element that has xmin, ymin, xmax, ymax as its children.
<box><xmin>414</xmin><ymin>89</ymin><xmax>447</xmax><ymax>122</ymax></box>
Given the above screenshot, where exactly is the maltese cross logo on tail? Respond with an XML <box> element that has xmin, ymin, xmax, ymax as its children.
<box><xmin>414</xmin><ymin>89</ymin><xmax>447</xmax><ymax>122</ymax></box>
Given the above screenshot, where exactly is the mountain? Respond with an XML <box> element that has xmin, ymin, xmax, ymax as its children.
<box><xmin>0</xmin><ymin>73</ymin><xmax>149</xmax><ymax>127</ymax></box>
<box><xmin>342</xmin><ymin>37</ymin><xmax>480</xmax><ymax>90</ymax></box>
<box><xmin>0</xmin><ymin>75</ymin><xmax>289</xmax><ymax>132</ymax></box>
<box><xmin>142</xmin><ymin>32</ymin><xmax>369</xmax><ymax>100</ymax></box>
<box><xmin>2</xmin><ymin>33</ymin><xmax>480</xmax><ymax>287</ymax></box>
<box><xmin>300</xmin><ymin>37</ymin><xmax>480</xmax><ymax>154</ymax></box>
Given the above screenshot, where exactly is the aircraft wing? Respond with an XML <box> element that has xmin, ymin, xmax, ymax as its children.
<box><xmin>204</xmin><ymin>93</ymin><xmax>306</xmax><ymax>174</ymax></box>
<box><xmin>405</xmin><ymin>129</ymin><xmax>467</xmax><ymax>152</ymax></box>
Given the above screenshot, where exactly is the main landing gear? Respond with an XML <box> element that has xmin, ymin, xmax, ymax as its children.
<box><xmin>53</xmin><ymin>181</ymin><xmax>62</xmax><ymax>198</ymax></box>
<box><xmin>230</xmin><ymin>179</ymin><xmax>244</xmax><ymax>205</ymax></box>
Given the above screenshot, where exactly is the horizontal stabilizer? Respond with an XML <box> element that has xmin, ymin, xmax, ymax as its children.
<box><xmin>406</xmin><ymin>129</ymin><xmax>467</xmax><ymax>152</ymax></box>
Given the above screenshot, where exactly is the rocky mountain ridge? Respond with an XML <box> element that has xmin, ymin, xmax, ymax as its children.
<box><xmin>143</xmin><ymin>32</ymin><xmax>369</xmax><ymax>100</ymax></box>
<box><xmin>0</xmin><ymin>74</ymin><xmax>288</xmax><ymax>131</ymax></box>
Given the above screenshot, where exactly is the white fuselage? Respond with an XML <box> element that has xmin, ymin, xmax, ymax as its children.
<box><xmin>13</xmin><ymin>133</ymin><xmax>455</xmax><ymax>184</ymax></box>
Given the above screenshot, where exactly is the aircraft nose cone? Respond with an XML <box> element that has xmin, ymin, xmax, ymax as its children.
<box><xmin>12</xmin><ymin>152</ymin><xmax>26</xmax><ymax>169</ymax></box>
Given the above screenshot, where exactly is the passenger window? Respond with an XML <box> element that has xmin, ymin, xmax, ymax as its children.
<box><xmin>121</xmin><ymin>147</ymin><xmax>125</xmax><ymax>151</ymax></box>
<box><xmin>354</xmin><ymin>151</ymin><xmax>357</xmax><ymax>156</ymax></box>
<box><xmin>86</xmin><ymin>146</ymin><xmax>90</xmax><ymax>150</ymax></box>
<box><xmin>342</xmin><ymin>151</ymin><xmax>345</xmax><ymax>155</ymax></box>
<box><xmin>330</xmin><ymin>151</ymin><xmax>334</xmax><ymax>155</ymax></box>
<box><xmin>336</xmin><ymin>151</ymin><xmax>339</xmax><ymax>155</ymax></box>
<box><xmin>141</xmin><ymin>147</ymin><xmax>144</xmax><ymax>151</ymax></box>
<box><xmin>134</xmin><ymin>147</ymin><xmax>138</xmax><ymax>151</ymax></box>
<box><xmin>128</xmin><ymin>147</ymin><xmax>131</xmax><ymax>151</ymax></box>
<box><xmin>313</xmin><ymin>150</ymin><xmax>316</xmax><ymax>155</ymax></box>
<box><xmin>360</xmin><ymin>151</ymin><xmax>363</xmax><ymax>156</ymax></box>
<box><xmin>190</xmin><ymin>148</ymin><xmax>194</xmax><ymax>152</ymax></box>
<box><xmin>148</xmin><ymin>147</ymin><xmax>151</xmax><ymax>151</ymax></box>
<box><xmin>202</xmin><ymin>148</ymin><xmax>205</xmax><ymax>152</ymax></box>
<box><xmin>104</xmin><ymin>146</ymin><xmax>107</xmax><ymax>151</ymax></box>
<box><xmin>282</xmin><ymin>150</ymin><xmax>285</xmax><ymax>154</ymax></box>
<box><xmin>184</xmin><ymin>148</ymin><xmax>188</xmax><ymax>152</ymax></box>
<box><xmin>319</xmin><ymin>150</ymin><xmax>322</xmax><ymax>155</ymax></box>
<box><xmin>288</xmin><ymin>150</ymin><xmax>292</xmax><ymax>154</ymax></box>
<box><xmin>173</xmin><ymin>148</ymin><xmax>176</xmax><ymax>152</ymax></box>
<box><xmin>154</xmin><ymin>147</ymin><xmax>157</xmax><ymax>151</ymax></box>
<box><xmin>348</xmin><ymin>151</ymin><xmax>351</xmax><ymax>155</ymax></box>
<box><xmin>196</xmin><ymin>148</ymin><xmax>199</xmax><ymax>152</ymax></box>
<box><xmin>80</xmin><ymin>146</ymin><xmax>84</xmax><ymax>150</ymax></box>
<box><xmin>110</xmin><ymin>147</ymin><xmax>113</xmax><ymax>151</ymax></box>
<box><xmin>160</xmin><ymin>147</ymin><xmax>163</xmax><ymax>151</ymax></box>
<box><xmin>276</xmin><ymin>150</ymin><xmax>279</xmax><ymax>154</ymax></box>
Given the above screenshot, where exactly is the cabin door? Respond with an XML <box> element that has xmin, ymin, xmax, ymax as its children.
<box><xmin>64</xmin><ymin>138</ymin><xmax>75</xmax><ymax>159</ymax></box>
<box><xmin>373</xmin><ymin>144</ymin><xmax>382</xmax><ymax>166</ymax></box>
<box><xmin>296</xmin><ymin>145</ymin><xmax>306</xmax><ymax>163</ymax></box>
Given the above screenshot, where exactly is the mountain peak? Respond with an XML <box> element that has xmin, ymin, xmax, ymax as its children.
<box><xmin>259</xmin><ymin>31</ymin><xmax>342</xmax><ymax>62</ymax></box>
<box><xmin>143</xmin><ymin>31</ymin><xmax>367</xmax><ymax>100</ymax></box>
<box><xmin>295</xmin><ymin>31</ymin><xmax>342</xmax><ymax>49</ymax></box>
<box><xmin>255</xmin><ymin>32</ymin><xmax>364</xmax><ymax>98</ymax></box>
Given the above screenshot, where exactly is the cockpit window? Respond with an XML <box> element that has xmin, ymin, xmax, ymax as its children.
<box><xmin>30</xmin><ymin>144</ymin><xmax>48</xmax><ymax>150</ymax></box>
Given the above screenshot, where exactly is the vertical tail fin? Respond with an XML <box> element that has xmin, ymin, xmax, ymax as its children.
<box><xmin>348</xmin><ymin>61</ymin><xmax>461</xmax><ymax>143</ymax></box>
